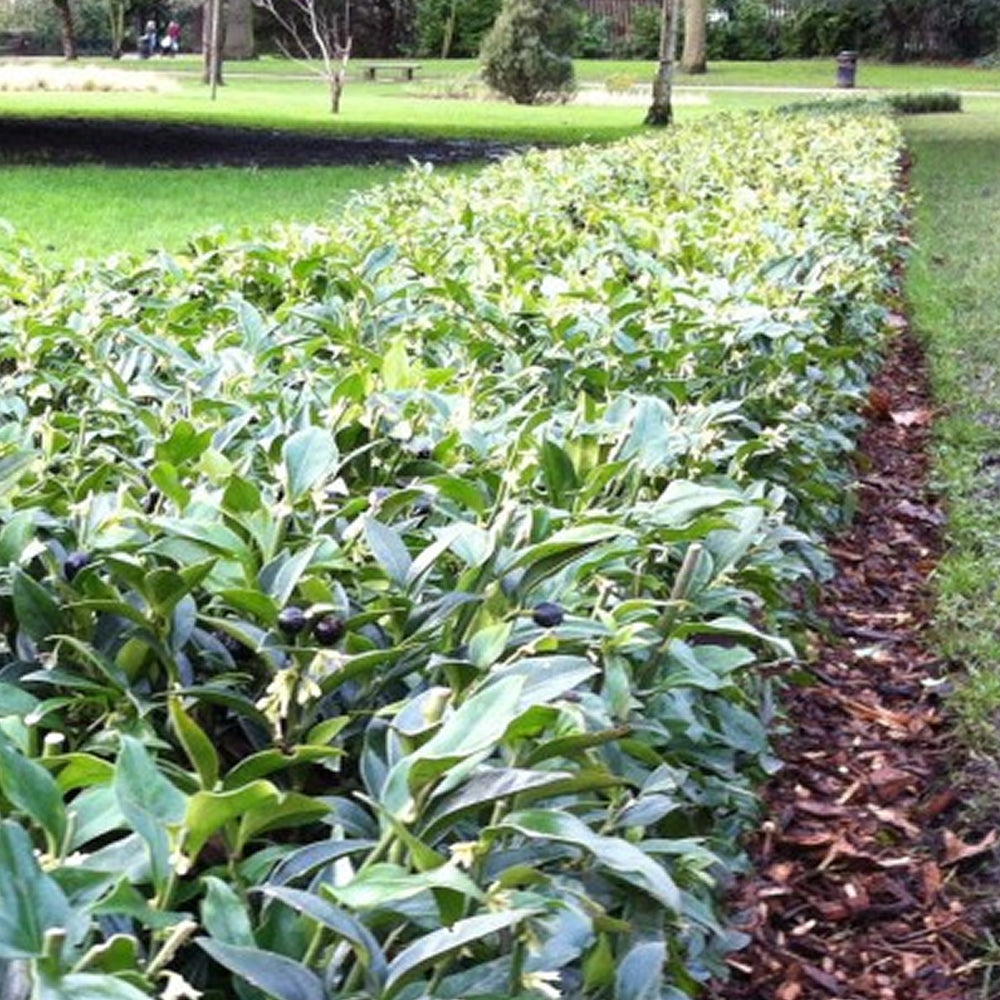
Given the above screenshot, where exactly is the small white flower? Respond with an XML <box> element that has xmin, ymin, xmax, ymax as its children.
<box><xmin>160</xmin><ymin>971</ymin><xmax>203</xmax><ymax>1000</ymax></box>
<box><xmin>448</xmin><ymin>841</ymin><xmax>478</xmax><ymax>869</ymax></box>
<box><xmin>522</xmin><ymin>970</ymin><xmax>562</xmax><ymax>1000</ymax></box>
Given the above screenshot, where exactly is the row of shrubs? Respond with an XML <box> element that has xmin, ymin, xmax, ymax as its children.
<box><xmin>0</xmin><ymin>108</ymin><xmax>905</xmax><ymax>1000</ymax></box>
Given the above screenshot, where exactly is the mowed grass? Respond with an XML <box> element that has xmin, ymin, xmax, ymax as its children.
<box><xmin>27</xmin><ymin>54</ymin><xmax>1000</xmax><ymax>91</ymax></box>
<box><xmin>0</xmin><ymin>63</ymin><xmax>791</xmax><ymax>142</ymax></box>
<box><xmin>905</xmin><ymin>109</ymin><xmax>1000</xmax><ymax>769</ymax></box>
<box><xmin>0</xmin><ymin>163</ymin><xmax>403</xmax><ymax>259</ymax></box>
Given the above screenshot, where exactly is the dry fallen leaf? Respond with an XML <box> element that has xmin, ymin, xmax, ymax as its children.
<box><xmin>941</xmin><ymin>828</ymin><xmax>998</xmax><ymax>866</ymax></box>
<box><xmin>891</xmin><ymin>408</ymin><xmax>933</xmax><ymax>427</ymax></box>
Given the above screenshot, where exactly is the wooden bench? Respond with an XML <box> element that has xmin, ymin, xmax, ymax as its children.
<box><xmin>361</xmin><ymin>62</ymin><xmax>421</xmax><ymax>81</ymax></box>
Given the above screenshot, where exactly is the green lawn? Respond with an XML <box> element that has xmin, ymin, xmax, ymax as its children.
<box><xmin>905</xmin><ymin>110</ymin><xmax>1000</xmax><ymax>772</ymax></box>
<box><xmin>0</xmin><ymin>163</ymin><xmax>404</xmax><ymax>260</ymax></box>
<box><xmin>32</xmin><ymin>54</ymin><xmax>1000</xmax><ymax>91</ymax></box>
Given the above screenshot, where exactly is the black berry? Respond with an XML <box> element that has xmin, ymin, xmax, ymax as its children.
<box><xmin>313</xmin><ymin>614</ymin><xmax>347</xmax><ymax>646</ymax></box>
<box><xmin>63</xmin><ymin>552</ymin><xmax>91</xmax><ymax>582</ymax></box>
<box><xmin>532</xmin><ymin>602</ymin><xmax>565</xmax><ymax>628</ymax></box>
<box><xmin>277</xmin><ymin>606</ymin><xmax>309</xmax><ymax>636</ymax></box>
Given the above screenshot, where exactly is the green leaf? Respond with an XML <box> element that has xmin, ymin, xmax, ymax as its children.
<box><xmin>421</xmin><ymin>767</ymin><xmax>573</xmax><ymax>841</ymax></box>
<box><xmin>497</xmin><ymin>809</ymin><xmax>680</xmax><ymax>912</ymax></box>
<box><xmin>12</xmin><ymin>569</ymin><xmax>61</xmax><ymax>642</ymax></box>
<box><xmin>382</xmin><ymin>675</ymin><xmax>526</xmax><ymax>819</ymax></box>
<box><xmin>282</xmin><ymin>426</ymin><xmax>337</xmax><ymax>502</ymax></box>
<box><xmin>150</xmin><ymin>461</ymin><xmax>191</xmax><ymax>510</ymax></box>
<box><xmin>383</xmin><ymin>909</ymin><xmax>536</xmax><ymax>999</ymax></box>
<box><xmin>169</xmin><ymin>696</ymin><xmax>220</xmax><ymax>790</ymax></box>
<box><xmin>267</xmin><ymin>838</ymin><xmax>376</xmax><ymax>886</ymax></box>
<box><xmin>36</xmin><ymin>972</ymin><xmax>153</xmax><ymax>1000</ymax></box>
<box><xmin>156</xmin><ymin>419</ymin><xmax>213</xmax><ymax>465</ymax></box>
<box><xmin>467</xmin><ymin>621</ymin><xmax>512</xmax><ymax>669</ymax></box>
<box><xmin>330</xmin><ymin>863</ymin><xmax>483</xmax><ymax>912</ymax></box>
<box><xmin>615</xmin><ymin>940</ymin><xmax>666</xmax><ymax>1000</ymax></box>
<box><xmin>223</xmin><ymin>474</ymin><xmax>263</xmax><ymax>514</ymax></box>
<box><xmin>202</xmin><ymin>875</ymin><xmax>256</xmax><ymax>948</ymax></box>
<box><xmin>0</xmin><ymin>820</ymin><xmax>82</xmax><ymax>960</ymax></box>
<box><xmin>196</xmin><ymin>938</ymin><xmax>325</xmax><ymax>1000</ymax></box>
<box><xmin>236</xmin><ymin>793</ymin><xmax>331</xmax><ymax>853</ymax></box>
<box><xmin>185</xmin><ymin>781</ymin><xmax>280</xmax><ymax>861</ymax></box>
<box><xmin>381</xmin><ymin>337</ymin><xmax>414</xmax><ymax>391</ymax></box>
<box><xmin>113</xmin><ymin>736</ymin><xmax>186</xmax><ymax>893</ymax></box>
<box><xmin>0</xmin><ymin>737</ymin><xmax>67</xmax><ymax>848</ymax></box>
<box><xmin>223</xmin><ymin>745</ymin><xmax>343</xmax><ymax>790</ymax></box>
<box><xmin>363</xmin><ymin>517</ymin><xmax>412</xmax><ymax>588</ymax></box>
<box><xmin>540</xmin><ymin>439</ymin><xmax>579</xmax><ymax>506</ymax></box>
<box><xmin>259</xmin><ymin>886</ymin><xmax>388</xmax><ymax>990</ymax></box>
<box><xmin>0</xmin><ymin>509</ymin><xmax>36</xmax><ymax>565</ymax></box>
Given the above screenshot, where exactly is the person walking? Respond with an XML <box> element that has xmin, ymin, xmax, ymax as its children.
<box><xmin>140</xmin><ymin>19</ymin><xmax>157</xmax><ymax>58</ymax></box>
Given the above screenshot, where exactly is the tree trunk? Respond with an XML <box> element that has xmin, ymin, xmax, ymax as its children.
<box><xmin>202</xmin><ymin>0</ymin><xmax>225</xmax><ymax>85</ymax></box>
<box><xmin>328</xmin><ymin>42</ymin><xmax>351</xmax><ymax>114</ymax></box>
<box><xmin>884</xmin><ymin>1</ymin><xmax>912</xmax><ymax>62</ymax></box>
<box><xmin>224</xmin><ymin>0</ymin><xmax>255</xmax><ymax>59</ymax></box>
<box><xmin>680</xmin><ymin>0</ymin><xmax>707</xmax><ymax>74</ymax></box>
<box><xmin>108</xmin><ymin>0</ymin><xmax>125</xmax><ymax>58</ymax></box>
<box><xmin>645</xmin><ymin>0</ymin><xmax>679</xmax><ymax>126</ymax></box>
<box><xmin>51</xmin><ymin>0</ymin><xmax>78</xmax><ymax>60</ymax></box>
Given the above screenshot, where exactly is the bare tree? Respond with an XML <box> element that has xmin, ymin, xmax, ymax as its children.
<box><xmin>645</xmin><ymin>0</ymin><xmax>679</xmax><ymax>126</ymax></box>
<box><xmin>680</xmin><ymin>0</ymin><xmax>706</xmax><ymax>73</ymax></box>
<box><xmin>252</xmin><ymin>0</ymin><xmax>353</xmax><ymax>113</ymax></box>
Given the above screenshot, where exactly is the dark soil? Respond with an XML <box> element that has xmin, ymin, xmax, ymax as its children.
<box><xmin>0</xmin><ymin>116</ymin><xmax>519</xmax><ymax>167</ymax></box>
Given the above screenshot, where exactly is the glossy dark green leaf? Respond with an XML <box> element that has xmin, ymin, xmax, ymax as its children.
<box><xmin>259</xmin><ymin>886</ymin><xmax>387</xmax><ymax>989</ymax></box>
<box><xmin>202</xmin><ymin>875</ymin><xmax>256</xmax><ymax>948</ymax></box>
<box><xmin>196</xmin><ymin>938</ymin><xmax>326</xmax><ymax>1000</ymax></box>
<box><xmin>185</xmin><ymin>781</ymin><xmax>280</xmax><ymax>860</ymax></box>
<box><xmin>282</xmin><ymin>426</ymin><xmax>337</xmax><ymax>502</ymax></box>
<box><xmin>363</xmin><ymin>517</ymin><xmax>412</xmax><ymax>588</ymax></box>
<box><xmin>0</xmin><ymin>737</ymin><xmax>67</xmax><ymax>848</ymax></box>
<box><xmin>497</xmin><ymin>809</ymin><xmax>680</xmax><ymax>912</ymax></box>
<box><xmin>113</xmin><ymin>736</ymin><xmax>186</xmax><ymax>892</ymax></box>
<box><xmin>169</xmin><ymin>696</ymin><xmax>220</xmax><ymax>790</ymax></box>
<box><xmin>12</xmin><ymin>569</ymin><xmax>61</xmax><ymax>642</ymax></box>
<box><xmin>383</xmin><ymin>910</ymin><xmax>536</xmax><ymax>999</ymax></box>
<box><xmin>36</xmin><ymin>971</ymin><xmax>153</xmax><ymax>1000</ymax></box>
<box><xmin>0</xmin><ymin>820</ymin><xmax>82</xmax><ymax>960</ymax></box>
<box><xmin>615</xmin><ymin>940</ymin><xmax>667</xmax><ymax>1000</ymax></box>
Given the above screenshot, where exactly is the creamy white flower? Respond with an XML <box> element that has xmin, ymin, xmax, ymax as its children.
<box><xmin>160</xmin><ymin>971</ymin><xmax>203</xmax><ymax>1000</ymax></box>
<box><xmin>522</xmin><ymin>970</ymin><xmax>561</xmax><ymax>999</ymax></box>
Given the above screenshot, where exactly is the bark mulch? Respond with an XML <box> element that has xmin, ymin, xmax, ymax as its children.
<box><xmin>710</xmin><ymin>327</ymin><xmax>984</xmax><ymax>1000</ymax></box>
<box><xmin>0</xmin><ymin>116</ymin><xmax>518</xmax><ymax>167</ymax></box>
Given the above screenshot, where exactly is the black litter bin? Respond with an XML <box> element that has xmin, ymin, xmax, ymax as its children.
<box><xmin>836</xmin><ymin>50</ymin><xmax>858</xmax><ymax>89</ymax></box>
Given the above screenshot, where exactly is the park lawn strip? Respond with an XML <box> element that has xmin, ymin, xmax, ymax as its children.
<box><xmin>0</xmin><ymin>73</ymin><xmax>785</xmax><ymax>143</ymax></box>
<box><xmin>23</xmin><ymin>55</ymin><xmax>1000</xmax><ymax>91</ymax></box>
<box><xmin>0</xmin><ymin>110</ymin><xmax>907</xmax><ymax>998</ymax></box>
<box><xmin>0</xmin><ymin>163</ymin><xmax>407</xmax><ymax>260</ymax></box>
<box><xmin>906</xmin><ymin>111</ymin><xmax>1000</xmax><ymax>775</ymax></box>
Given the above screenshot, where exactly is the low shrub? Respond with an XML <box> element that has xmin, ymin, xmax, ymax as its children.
<box><xmin>0</xmin><ymin>109</ymin><xmax>905</xmax><ymax>1000</ymax></box>
<box><xmin>479</xmin><ymin>0</ymin><xmax>577</xmax><ymax>103</ymax></box>
<box><xmin>886</xmin><ymin>91</ymin><xmax>962</xmax><ymax>114</ymax></box>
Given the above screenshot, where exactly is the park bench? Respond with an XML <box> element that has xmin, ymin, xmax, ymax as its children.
<box><xmin>361</xmin><ymin>62</ymin><xmax>421</xmax><ymax>81</ymax></box>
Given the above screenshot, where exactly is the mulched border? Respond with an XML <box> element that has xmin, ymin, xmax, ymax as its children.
<box><xmin>708</xmin><ymin>324</ymin><xmax>982</xmax><ymax>1000</ymax></box>
<box><xmin>0</xmin><ymin>116</ymin><xmax>520</xmax><ymax>167</ymax></box>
